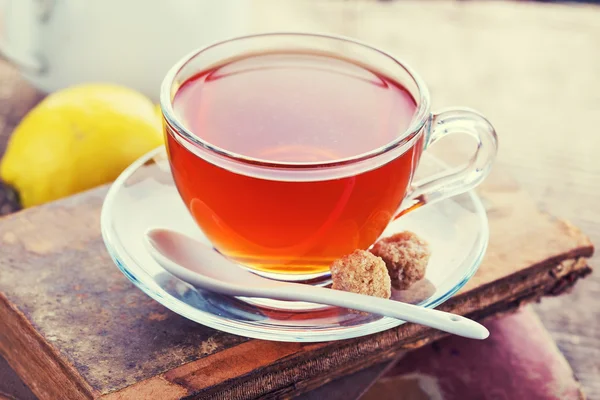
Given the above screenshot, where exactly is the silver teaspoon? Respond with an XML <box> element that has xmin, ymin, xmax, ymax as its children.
<box><xmin>145</xmin><ymin>228</ymin><xmax>489</xmax><ymax>340</ymax></box>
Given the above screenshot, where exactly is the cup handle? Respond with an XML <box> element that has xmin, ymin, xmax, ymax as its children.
<box><xmin>397</xmin><ymin>108</ymin><xmax>498</xmax><ymax>217</ymax></box>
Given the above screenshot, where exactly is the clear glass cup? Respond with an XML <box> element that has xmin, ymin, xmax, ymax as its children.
<box><xmin>160</xmin><ymin>33</ymin><xmax>498</xmax><ymax>283</ymax></box>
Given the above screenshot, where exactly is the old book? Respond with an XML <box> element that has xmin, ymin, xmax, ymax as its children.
<box><xmin>0</xmin><ymin>170</ymin><xmax>593</xmax><ymax>400</ymax></box>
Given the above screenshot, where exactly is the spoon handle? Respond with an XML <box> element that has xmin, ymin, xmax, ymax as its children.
<box><xmin>267</xmin><ymin>284</ymin><xmax>489</xmax><ymax>340</ymax></box>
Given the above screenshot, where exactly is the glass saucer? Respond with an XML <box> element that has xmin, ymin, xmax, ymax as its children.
<box><xmin>100</xmin><ymin>147</ymin><xmax>489</xmax><ymax>342</ymax></box>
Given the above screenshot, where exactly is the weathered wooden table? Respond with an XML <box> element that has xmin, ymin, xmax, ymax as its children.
<box><xmin>255</xmin><ymin>1</ymin><xmax>600</xmax><ymax>396</ymax></box>
<box><xmin>0</xmin><ymin>0</ymin><xmax>599</xmax><ymax>398</ymax></box>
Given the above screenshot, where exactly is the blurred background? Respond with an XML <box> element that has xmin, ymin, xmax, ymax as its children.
<box><xmin>0</xmin><ymin>0</ymin><xmax>598</xmax><ymax>399</ymax></box>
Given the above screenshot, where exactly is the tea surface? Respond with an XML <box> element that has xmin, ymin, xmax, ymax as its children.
<box><xmin>173</xmin><ymin>52</ymin><xmax>416</xmax><ymax>162</ymax></box>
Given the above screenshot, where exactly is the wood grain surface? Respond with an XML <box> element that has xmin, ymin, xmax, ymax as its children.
<box><xmin>0</xmin><ymin>0</ymin><xmax>599</xmax><ymax>398</ymax></box>
<box><xmin>0</xmin><ymin>180</ymin><xmax>592</xmax><ymax>399</ymax></box>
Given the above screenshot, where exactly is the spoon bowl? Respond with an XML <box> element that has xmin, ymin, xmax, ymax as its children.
<box><xmin>146</xmin><ymin>228</ymin><xmax>271</xmax><ymax>288</ymax></box>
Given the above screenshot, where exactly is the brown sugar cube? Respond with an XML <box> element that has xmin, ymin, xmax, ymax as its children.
<box><xmin>370</xmin><ymin>231</ymin><xmax>431</xmax><ymax>290</ymax></box>
<box><xmin>330</xmin><ymin>250</ymin><xmax>391</xmax><ymax>301</ymax></box>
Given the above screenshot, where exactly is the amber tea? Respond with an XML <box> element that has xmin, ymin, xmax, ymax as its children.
<box><xmin>165</xmin><ymin>51</ymin><xmax>423</xmax><ymax>276</ymax></box>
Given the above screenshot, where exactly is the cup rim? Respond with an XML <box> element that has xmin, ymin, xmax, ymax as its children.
<box><xmin>160</xmin><ymin>32</ymin><xmax>431</xmax><ymax>169</ymax></box>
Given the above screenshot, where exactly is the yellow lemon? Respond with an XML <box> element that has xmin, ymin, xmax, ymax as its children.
<box><xmin>0</xmin><ymin>83</ymin><xmax>164</xmax><ymax>208</ymax></box>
